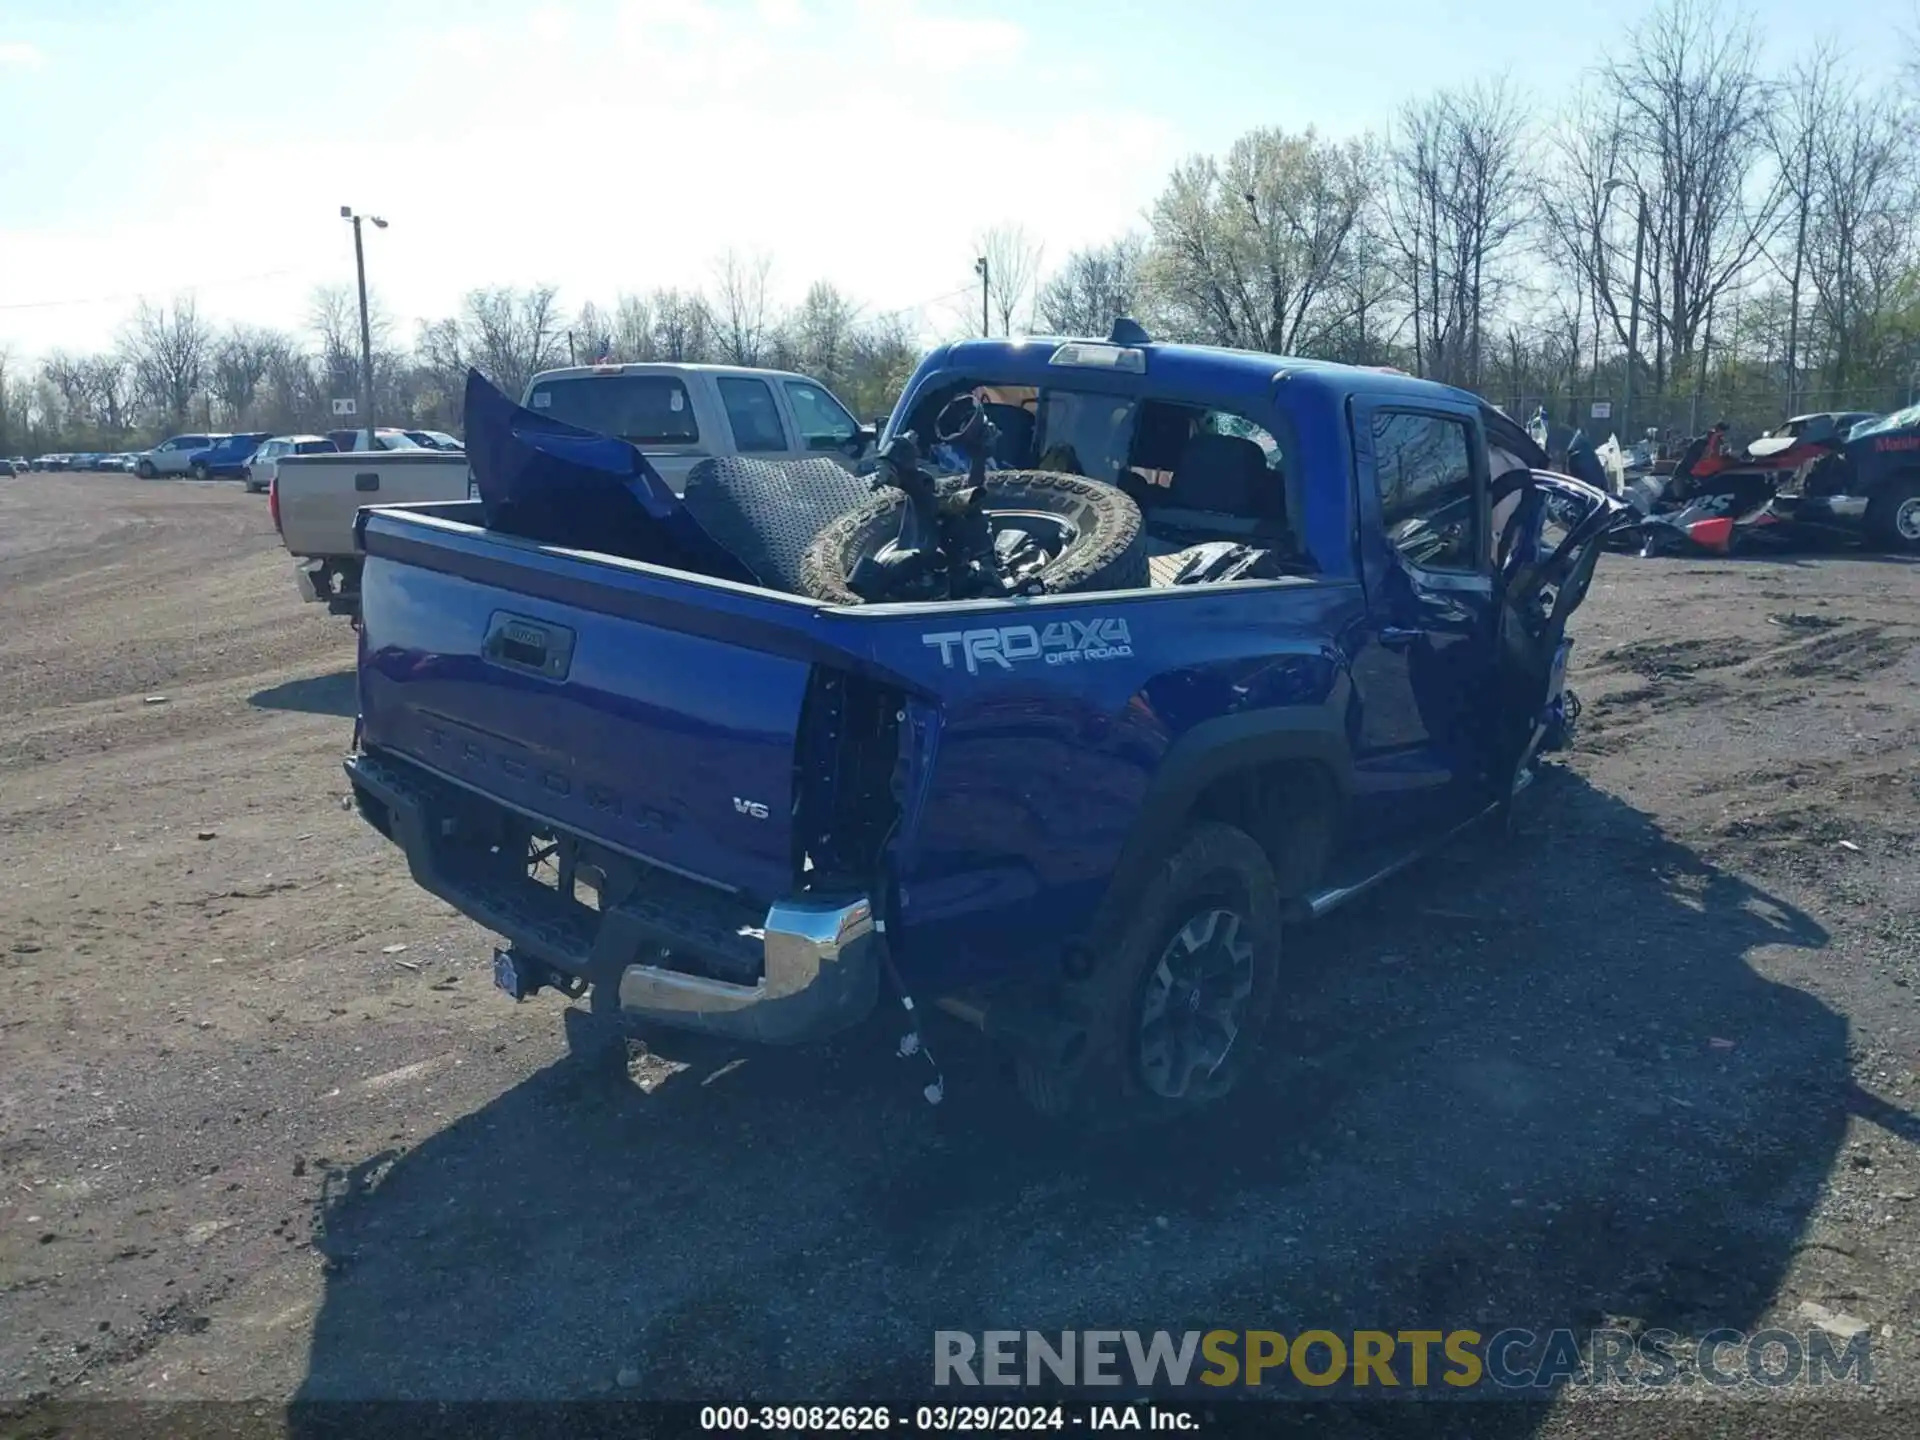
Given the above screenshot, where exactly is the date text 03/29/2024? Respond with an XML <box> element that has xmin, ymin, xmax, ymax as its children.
<box><xmin>698</xmin><ymin>1405</ymin><xmax>1198</xmax><ymax>1432</ymax></box>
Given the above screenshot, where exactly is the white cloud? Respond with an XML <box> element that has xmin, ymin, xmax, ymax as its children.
<box><xmin>0</xmin><ymin>41</ymin><xmax>47</xmax><ymax>69</ymax></box>
<box><xmin>0</xmin><ymin>1</ymin><xmax>1185</xmax><ymax>357</ymax></box>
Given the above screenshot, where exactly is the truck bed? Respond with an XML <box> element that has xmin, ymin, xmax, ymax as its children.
<box><xmin>348</xmin><ymin>498</ymin><xmax>1354</xmax><ymax>995</ymax></box>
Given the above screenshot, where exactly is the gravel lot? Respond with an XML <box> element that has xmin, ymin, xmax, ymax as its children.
<box><xmin>2</xmin><ymin>472</ymin><xmax>1918</xmax><ymax>1435</ymax></box>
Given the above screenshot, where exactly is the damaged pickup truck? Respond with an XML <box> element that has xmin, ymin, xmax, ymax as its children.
<box><xmin>342</xmin><ymin>325</ymin><xmax>1628</xmax><ymax>1117</ymax></box>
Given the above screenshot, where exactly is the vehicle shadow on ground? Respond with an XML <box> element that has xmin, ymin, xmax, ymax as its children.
<box><xmin>292</xmin><ymin>768</ymin><xmax>1849</xmax><ymax>1429</ymax></box>
<box><xmin>250</xmin><ymin>670</ymin><xmax>357</xmax><ymax>717</ymax></box>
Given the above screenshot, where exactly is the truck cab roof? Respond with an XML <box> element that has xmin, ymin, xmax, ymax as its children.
<box><xmin>527</xmin><ymin>361</ymin><xmax>834</xmax><ymax>388</ymax></box>
<box><xmin>896</xmin><ymin>335</ymin><xmax>1480</xmax><ymax>419</ymax></box>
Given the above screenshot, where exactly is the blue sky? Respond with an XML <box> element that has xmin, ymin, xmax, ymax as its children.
<box><xmin>0</xmin><ymin>0</ymin><xmax>1912</xmax><ymax>356</ymax></box>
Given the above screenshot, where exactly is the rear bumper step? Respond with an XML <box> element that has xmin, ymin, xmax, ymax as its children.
<box><xmin>344</xmin><ymin>748</ymin><xmax>878</xmax><ymax>1044</ymax></box>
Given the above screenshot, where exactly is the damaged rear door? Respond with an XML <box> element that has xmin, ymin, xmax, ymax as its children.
<box><xmin>1487</xmin><ymin>470</ymin><xmax>1631</xmax><ymax>788</ymax></box>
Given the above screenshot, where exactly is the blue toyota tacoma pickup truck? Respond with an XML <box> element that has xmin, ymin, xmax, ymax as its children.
<box><xmin>341</xmin><ymin>327</ymin><xmax>1625</xmax><ymax>1116</ymax></box>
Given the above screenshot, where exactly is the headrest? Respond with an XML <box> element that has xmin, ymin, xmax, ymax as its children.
<box><xmin>1169</xmin><ymin>433</ymin><xmax>1270</xmax><ymax>515</ymax></box>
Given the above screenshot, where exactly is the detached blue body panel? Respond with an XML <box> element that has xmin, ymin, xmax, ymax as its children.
<box><xmin>350</xmin><ymin>340</ymin><xmax>1583</xmax><ymax>1007</ymax></box>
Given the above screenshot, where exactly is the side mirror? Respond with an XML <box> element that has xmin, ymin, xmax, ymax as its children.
<box><xmin>848</xmin><ymin>424</ymin><xmax>878</xmax><ymax>458</ymax></box>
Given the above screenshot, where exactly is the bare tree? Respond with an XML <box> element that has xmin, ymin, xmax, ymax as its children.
<box><xmin>123</xmin><ymin>296</ymin><xmax>213</xmax><ymax>425</ymax></box>
<box><xmin>1766</xmin><ymin>45</ymin><xmax>1842</xmax><ymax>414</ymax></box>
<box><xmin>610</xmin><ymin>294</ymin><xmax>656</xmax><ymax>361</ymax></box>
<box><xmin>253</xmin><ymin>332</ymin><xmax>315</xmax><ymax>434</ymax></box>
<box><xmin>1804</xmin><ymin>87</ymin><xmax>1918</xmax><ymax>390</ymax></box>
<box><xmin>844</xmin><ymin>311</ymin><xmax>920</xmax><ymax>421</ymax></box>
<box><xmin>1036</xmin><ymin>236</ymin><xmax>1145</xmax><ymax>337</ymax></box>
<box><xmin>0</xmin><ymin>345</ymin><xmax>14</xmax><ymax>454</ymax></box>
<box><xmin>788</xmin><ymin>280</ymin><xmax>858</xmax><ymax>388</ymax></box>
<box><xmin>1545</xmin><ymin>0</ymin><xmax>1783</xmax><ymax>408</ymax></box>
<box><xmin>41</xmin><ymin>352</ymin><xmax>90</xmax><ymax>423</ymax></box>
<box><xmin>80</xmin><ymin>353</ymin><xmax>135</xmax><ymax>436</ymax></box>
<box><xmin>649</xmin><ymin>288</ymin><xmax>713</xmax><ymax>362</ymax></box>
<box><xmin>571</xmin><ymin>301</ymin><xmax>614</xmax><ymax>365</ymax></box>
<box><xmin>1386</xmin><ymin>79</ymin><xmax>1532</xmax><ymax>386</ymax></box>
<box><xmin>212</xmin><ymin>326</ymin><xmax>277</xmax><ymax>425</ymax></box>
<box><xmin>309</xmin><ymin>285</ymin><xmax>364</xmax><ymax>406</ymax></box>
<box><xmin>461</xmin><ymin>285</ymin><xmax>566</xmax><ymax>395</ymax></box>
<box><xmin>712</xmin><ymin>252</ymin><xmax>774</xmax><ymax>366</ymax></box>
<box><xmin>1143</xmin><ymin>127</ymin><xmax>1374</xmax><ymax>355</ymax></box>
<box><xmin>974</xmin><ymin>225</ymin><xmax>1044</xmax><ymax>336</ymax></box>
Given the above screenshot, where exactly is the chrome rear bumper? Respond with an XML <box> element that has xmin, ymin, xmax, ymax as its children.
<box><xmin>617</xmin><ymin>896</ymin><xmax>879</xmax><ymax>1044</ymax></box>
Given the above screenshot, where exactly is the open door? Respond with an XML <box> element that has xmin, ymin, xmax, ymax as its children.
<box><xmin>1487</xmin><ymin>469</ymin><xmax>1632</xmax><ymax>796</ymax></box>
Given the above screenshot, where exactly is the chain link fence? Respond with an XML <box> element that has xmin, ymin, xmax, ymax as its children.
<box><xmin>1492</xmin><ymin>382</ymin><xmax>1918</xmax><ymax>455</ymax></box>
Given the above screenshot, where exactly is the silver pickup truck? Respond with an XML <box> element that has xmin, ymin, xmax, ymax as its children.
<box><xmin>273</xmin><ymin>364</ymin><xmax>872</xmax><ymax>620</ymax></box>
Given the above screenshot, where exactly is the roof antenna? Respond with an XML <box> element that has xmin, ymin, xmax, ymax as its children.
<box><xmin>1108</xmin><ymin>316</ymin><xmax>1151</xmax><ymax>347</ymax></box>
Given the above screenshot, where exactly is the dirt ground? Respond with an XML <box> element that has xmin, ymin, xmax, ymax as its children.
<box><xmin>2</xmin><ymin>471</ymin><xmax>1919</xmax><ymax>1435</ymax></box>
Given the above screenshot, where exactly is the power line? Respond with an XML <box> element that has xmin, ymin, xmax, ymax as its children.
<box><xmin>869</xmin><ymin>282</ymin><xmax>979</xmax><ymax>325</ymax></box>
<box><xmin>0</xmin><ymin>269</ymin><xmax>305</xmax><ymax>312</ymax></box>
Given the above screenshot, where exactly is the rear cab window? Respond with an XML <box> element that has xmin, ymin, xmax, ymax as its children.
<box><xmin>525</xmin><ymin>375</ymin><xmax>701</xmax><ymax>446</ymax></box>
<box><xmin>899</xmin><ymin>377</ymin><xmax>1309</xmax><ymax>570</ymax></box>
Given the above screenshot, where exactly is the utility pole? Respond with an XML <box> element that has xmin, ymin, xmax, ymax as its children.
<box><xmin>341</xmin><ymin>206</ymin><xmax>387</xmax><ymax>446</ymax></box>
<box><xmin>1622</xmin><ymin>193</ymin><xmax>1646</xmax><ymax>444</ymax></box>
<box><xmin>975</xmin><ymin>255</ymin><xmax>990</xmax><ymax>337</ymax></box>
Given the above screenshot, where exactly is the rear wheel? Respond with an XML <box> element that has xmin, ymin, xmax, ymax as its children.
<box><xmin>1866</xmin><ymin>475</ymin><xmax>1920</xmax><ymax>553</ymax></box>
<box><xmin>1022</xmin><ymin>822</ymin><xmax>1281</xmax><ymax>1120</ymax></box>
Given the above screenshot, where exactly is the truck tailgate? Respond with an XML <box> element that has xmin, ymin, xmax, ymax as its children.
<box><xmin>277</xmin><ymin>453</ymin><xmax>472</xmax><ymax>557</ymax></box>
<box><xmin>356</xmin><ymin>506</ymin><xmax>821</xmax><ymax>901</ymax></box>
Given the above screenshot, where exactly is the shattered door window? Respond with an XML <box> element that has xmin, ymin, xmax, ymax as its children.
<box><xmin>1373</xmin><ymin>412</ymin><xmax>1480</xmax><ymax>572</ymax></box>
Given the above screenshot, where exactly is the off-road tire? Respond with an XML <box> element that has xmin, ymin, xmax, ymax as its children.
<box><xmin>798</xmin><ymin>468</ymin><xmax>1147</xmax><ymax>605</ymax></box>
<box><xmin>1866</xmin><ymin>475</ymin><xmax>1920</xmax><ymax>553</ymax></box>
<box><xmin>1025</xmin><ymin>822</ymin><xmax>1282</xmax><ymax>1122</ymax></box>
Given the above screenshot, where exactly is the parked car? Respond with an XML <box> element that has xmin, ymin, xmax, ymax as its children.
<box><xmin>324</xmin><ymin>427</ymin><xmax>430</xmax><ymax>453</ymax></box>
<box><xmin>402</xmin><ymin>429</ymin><xmax>463</xmax><ymax>451</ymax></box>
<box><xmin>103</xmin><ymin>453</ymin><xmax>137</xmax><ymax>472</ymax></box>
<box><xmin>186</xmin><ymin>432</ymin><xmax>272</xmax><ymax>480</ymax></box>
<box><xmin>3</xmin><ymin>457</ymin><xmax>26</xmax><ymax>475</ymax></box>
<box><xmin>518</xmin><ymin>360</ymin><xmax>874</xmax><ymax>492</ymax></box>
<box><xmin>134</xmin><ymin>434</ymin><xmax>226</xmax><ymax>479</ymax></box>
<box><xmin>1773</xmin><ymin>401</ymin><xmax>1920</xmax><ymax>551</ymax></box>
<box><xmin>339</xmin><ymin>329</ymin><xmax>1627</xmax><ymax>1117</ymax></box>
<box><xmin>277</xmin><ymin>364</ymin><xmax>868</xmax><ymax>620</ymax></box>
<box><xmin>244</xmin><ymin>435</ymin><xmax>337</xmax><ymax>493</ymax></box>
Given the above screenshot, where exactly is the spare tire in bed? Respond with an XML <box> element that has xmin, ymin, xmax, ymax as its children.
<box><xmin>799</xmin><ymin>469</ymin><xmax>1149</xmax><ymax>605</ymax></box>
<box><xmin>679</xmin><ymin>455</ymin><xmax>875</xmax><ymax>595</ymax></box>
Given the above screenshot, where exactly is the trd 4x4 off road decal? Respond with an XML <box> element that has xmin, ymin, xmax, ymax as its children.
<box><xmin>923</xmin><ymin>619</ymin><xmax>1134</xmax><ymax>675</ymax></box>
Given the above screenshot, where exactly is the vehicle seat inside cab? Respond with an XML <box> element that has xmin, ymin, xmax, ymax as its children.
<box><xmin>1130</xmin><ymin>432</ymin><xmax>1310</xmax><ymax>583</ymax></box>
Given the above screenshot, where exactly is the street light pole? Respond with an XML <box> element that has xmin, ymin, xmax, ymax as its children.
<box><xmin>975</xmin><ymin>256</ymin><xmax>990</xmax><ymax>337</ymax></box>
<box><xmin>341</xmin><ymin>206</ymin><xmax>387</xmax><ymax>446</ymax></box>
